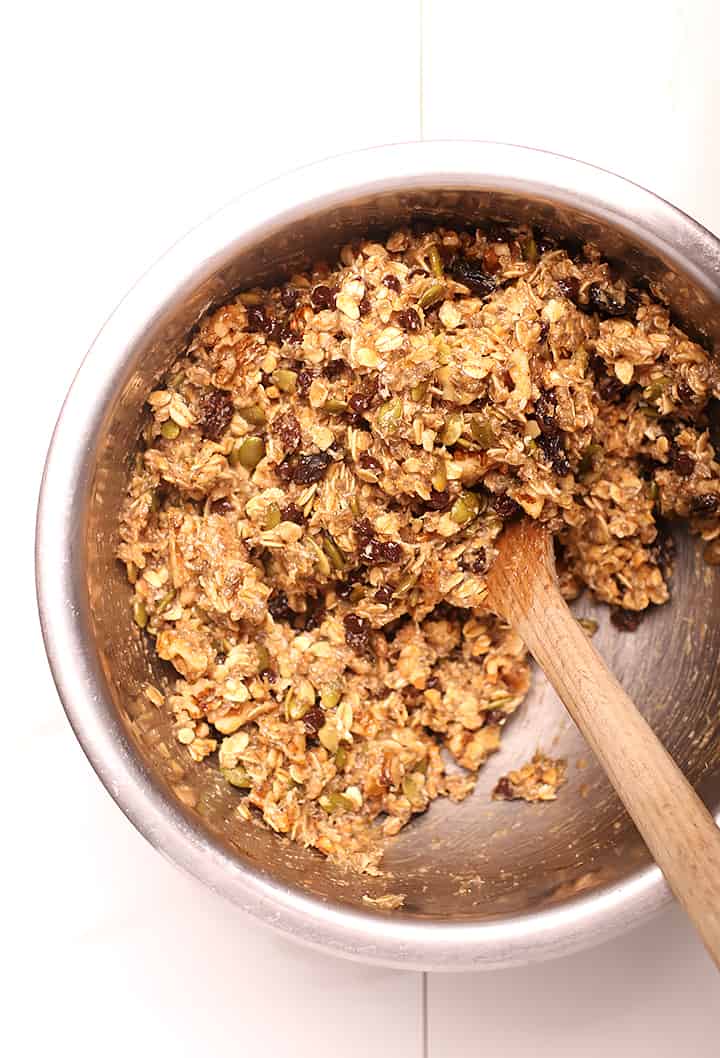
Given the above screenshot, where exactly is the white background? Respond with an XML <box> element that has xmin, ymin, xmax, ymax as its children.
<box><xmin>3</xmin><ymin>1</ymin><xmax>718</xmax><ymax>1054</ymax></box>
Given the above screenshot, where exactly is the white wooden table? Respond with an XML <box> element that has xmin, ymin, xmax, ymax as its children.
<box><xmin>5</xmin><ymin>2</ymin><xmax>718</xmax><ymax>1054</ymax></box>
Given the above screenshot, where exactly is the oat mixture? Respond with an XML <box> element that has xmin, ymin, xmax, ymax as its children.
<box><xmin>118</xmin><ymin>223</ymin><xmax>720</xmax><ymax>873</ymax></box>
<box><xmin>493</xmin><ymin>751</ymin><xmax>567</xmax><ymax>803</ymax></box>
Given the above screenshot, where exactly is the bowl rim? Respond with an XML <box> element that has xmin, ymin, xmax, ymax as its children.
<box><xmin>35</xmin><ymin>140</ymin><xmax>720</xmax><ymax>971</ymax></box>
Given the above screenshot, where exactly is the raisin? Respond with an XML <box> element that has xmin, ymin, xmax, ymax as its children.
<box><xmin>482</xmin><ymin>246</ymin><xmax>500</xmax><ymax>274</ymax></box>
<box><xmin>280</xmin><ymin>286</ymin><xmax>299</xmax><ymax>309</ymax></box>
<box><xmin>325</xmin><ymin>359</ymin><xmax>346</xmax><ymax>381</ymax></box>
<box><xmin>296</xmin><ymin>368</ymin><xmax>315</xmax><ymax>397</ymax></box>
<box><xmin>280</xmin><ymin>502</ymin><xmax>304</xmax><ymax>524</ymax></box>
<box><xmin>365</xmin><ymin>538</ymin><xmax>402</xmax><ymax>565</ymax></box>
<box><xmin>272</xmin><ymin>410</ymin><xmax>301</xmax><ymax>453</ymax></box>
<box><xmin>677</xmin><ymin>379</ymin><xmax>694</xmax><ymax>403</ymax></box>
<box><xmin>425</xmin><ymin>489</ymin><xmax>452</xmax><ymax>512</ymax></box>
<box><xmin>394</xmin><ymin>308</ymin><xmax>422</xmax><ymax>332</ymax></box>
<box><xmin>268</xmin><ymin>590</ymin><xmax>293</xmax><ymax>622</ymax></box>
<box><xmin>354</xmin><ymin>517</ymin><xmax>403</xmax><ymax>565</ymax></box>
<box><xmin>485</xmin><ymin>708</ymin><xmax>506</xmax><ymax>726</ymax></box>
<box><xmin>461</xmin><ymin>547</ymin><xmax>487</xmax><ymax>574</ymax></box>
<box><xmin>586</xmin><ymin>283</ymin><xmax>628</xmax><ymax>319</ymax></box>
<box><xmin>559</xmin><ymin>236</ymin><xmax>584</xmax><ymax>262</ymax></box>
<box><xmin>358</xmin><ymin>294</ymin><xmax>372</xmax><ymax>317</ymax></box>
<box><xmin>275</xmin><ymin>459</ymin><xmax>293</xmax><ymax>483</ymax></box>
<box><xmin>383</xmin><ymin>274</ymin><xmax>401</xmax><ymax>293</ymax></box>
<box><xmin>492</xmin><ymin>494</ymin><xmax>520</xmax><ymax>519</ymax></box>
<box><xmin>198</xmin><ymin>388</ymin><xmax>234</xmax><ymax>441</ymax></box>
<box><xmin>671</xmin><ymin>448</ymin><xmax>694</xmax><ymax>477</ymax></box>
<box><xmin>353</xmin><ymin>518</ymin><xmax>374</xmax><ymax>548</ymax></box>
<box><xmin>557</xmin><ymin>276</ymin><xmax>580</xmax><ymax>303</ymax></box>
<box><xmin>649</xmin><ymin>523</ymin><xmax>675</xmax><ymax>572</ymax></box>
<box><xmin>288</xmin><ymin>452</ymin><xmax>332</xmax><ymax>484</ymax></box>
<box><xmin>426</xmin><ymin>675</ymin><xmax>440</xmax><ymax>690</ymax></box>
<box><xmin>450</xmin><ymin>257</ymin><xmax>497</xmax><ymax>298</ymax></box>
<box><xmin>211</xmin><ymin>498</ymin><xmax>233</xmax><ymax>515</ymax></box>
<box><xmin>267</xmin><ymin>319</ymin><xmax>297</xmax><ymax>346</ymax></box>
<box><xmin>344</xmin><ymin>612</ymin><xmax>372</xmax><ymax>654</ymax></box>
<box><xmin>538</xmin><ymin>321</ymin><xmax>549</xmax><ymax>343</ymax></box>
<box><xmin>534</xmin><ymin>389</ymin><xmax>558</xmax><ymax>429</ymax></box>
<box><xmin>246</xmin><ymin>305</ymin><xmax>269</xmax><ymax>333</ymax></box>
<box><xmin>303</xmin><ymin>706</ymin><xmax>325</xmax><ymax>738</ymax></box>
<box><xmin>537</xmin><ymin>431</ymin><xmax>571</xmax><ymax>476</ymax></box>
<box><xmin>337</xmin><ymin>568</ymin><xmax>363</xmax><ymax>599</ymax></box>
<box><xmin>591</xmin><ymin>355</ymin><xmax>626</xmax><ymax>402</ymax></box>
<box><xmin>610</xmin><ymin>607</ymin><xmax>644</xmax><ymax>631</ymax></box>
<box><xmin>690</xmin><ymin>493</ymin><xmax>719</xmax><ymax>515</ymax></box>
<box><xmin>359</xmin><ymin>453</ymin><xmax>382</xmax><ymax>474</ymax></box>
<box><xmin>348</xmin><ymin>376</ymin><xmax>379</xmax><ymax>415</ymax></box>
<box><xmin>484</xmin><ymin>221</ymin><xmax>514</xmax><ymax>244</ymax></box>
<box><xmin>374</xmin><ymin>584</ymin><xmax>394</xmax><ymax>605</ymax></box>
<box><xmin>534</xmin><ymin>229</ymin><xmax>556</xmax><ymax>255</ymax></box>
<box><xmin>300</xmin><ymin>596</ymin><xmax>325</xmax><ymax>631</ymax></box>
<box><xmin>493</xmin><ymin>776</ymin><xmax>514</xmax><ymax>800</ymax></box>
<box><xmin>310</xmin><ymin>285</ymin><xmax>336</xmax><ymax>311</ymax></box>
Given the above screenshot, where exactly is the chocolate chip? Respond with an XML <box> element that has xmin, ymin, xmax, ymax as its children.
<box><xmin>344</xmin><ymin>612</ymin><xmax>372</xmax><ymax>654</ymax></box>
<box><xmin>280</xmin><ymin>286</ymin><xmax>299</xmax><ymax>309</ymax></box>
<box><xmin>198</xmin><ymin>388</ymin><xmax>234</xmax><ymax>441</ymax></box>
<box><xmin>610</xmin><ymin>607</ymin><xmax>644</xmax><ymax>631</ymax></box>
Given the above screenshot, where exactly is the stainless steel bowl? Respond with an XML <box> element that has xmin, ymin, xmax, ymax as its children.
<box><xmin>36</xmin><ymin>141</ymin><xmax>720</xmax><ymax>970</ymax></box>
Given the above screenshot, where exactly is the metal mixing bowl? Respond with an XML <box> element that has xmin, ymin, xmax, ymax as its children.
<box><xmin>36</xmin><ymin>141</ymin><xmax>720</xmax><ymax>970</ymax></box>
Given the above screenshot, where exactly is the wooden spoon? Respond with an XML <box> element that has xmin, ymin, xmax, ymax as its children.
<box><xmin>485</xmin><ymin>518</ymin><xmax>720</xmax><ymax>968</ymax></box>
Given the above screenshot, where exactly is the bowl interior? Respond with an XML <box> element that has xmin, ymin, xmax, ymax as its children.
<box><xmin>84</xmin><ymin>184</ymin><xmax>720</xmax><ymax>925</ymax></box>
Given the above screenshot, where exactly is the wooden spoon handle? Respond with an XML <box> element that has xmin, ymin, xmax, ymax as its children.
<box><xmin>488</xmin><ymin>526</ymin><xmax>720</xmax><ymax>968</ymax></box>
